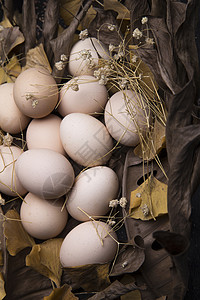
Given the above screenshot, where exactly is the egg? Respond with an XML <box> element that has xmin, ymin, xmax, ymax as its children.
<box><xmin>60</xmin><ymin>221</ymin><xmax>118</xmax><ymax>267</ymax></box>
<box><xmin>13</xmin><ymin>67</ymin><xmax>58</xmax><ymax>118</ymax></box>
<box><xmin>0</xmin><ymin>146</ymin><xmax>27</xmax><ymax>197</ymax></box>
<box><xmin>58</xmin><ymin>75</ymin><xmax>108</xmax><ymax>116</ymax></box>
<box><xmin>104</xmin><ymin>90</ymin><xmax>150</xmax><ymax>146</ymax></box>
<box><xmin>26</xmin><ymin>114</ymin><xmax>65</xmax><ymax>155</ymax></box>
<box><xmin>60</xmin><ymin>113</ymin><xmax>113</xmax><ymax>167</ymax></box>
<box><xmin>15</xmin><ymin>148</ymin><xmax>74</xmax><ymax>199</ymax></box>
<box><xmin>20</xmin><ymin>192</ymin><xmax>68</xmax><ymax>240</ymax></box>
<box><xmin>66</xmin><ymin>166</ymin><xmax>119</xmax><ymax>221</ymax></box>
<box><xmin>68</xmin><ymin>37</ymin><xmax>109</xmax><ymax>76</ymax></box>
<box><xmin>0</xmin><ymin>83</ymin><xmax>30</xmax><ymax>134</ymax></box>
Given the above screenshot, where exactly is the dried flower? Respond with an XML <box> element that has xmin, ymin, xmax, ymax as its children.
<box><xmin>141</xmin><ymin>204</ymin><xmax>150</xmax><ymax>216</ymax></box>
<box><xmin>119</xmin><ymin>197</ymin><xmax>127</xmax><ymax>208</ymax></box>
<box><xmin>3</xmin><ymin>133</ymin><xmax>13</xmax><ymax>147</ymax></box>
<box><xmin>79</xmin><ymin>29</ymin><xmax>88</xmax><ymax>40</ymax></box>
<box><xmin>108</xmin><ymin>24</ymin><xmax>116</xmax><ymax>31</ymax></box>
<box><xmin>70</xmin><ymin>83</ymin><xmax>79</xmax><ymax>91</ymax></box>
<box><xmin>25</xmin><ymin>93</ymin><xmax>33</xmax><ymax>101</ymax></box>
<box><xmin>109</xmin><ymin>199</ymin><xmax>119</xmax><ymax>208</ymax></box>
<box><xmin>131</xmin><ymin>55</ymin><xmax>138</xmax><ymax>63</ymax></box>
<box><xmin>60</xmin><ymin>54</ymin><xmax>67</xmax><ymax>62</ymax></box>
<box><xmin>32</xmin><ymin>99</ymin><xmax>38</xmax><ymax>108</ymax></box>
<box><xmin>55</xmin><ymin>61</ymin><xmax>65</xmax><ymax>71</ymax></box>
<box><xmin>77</xmin><ymin>49</ymin><xmax>92</xmax><ymax>61</ymax></box>
<box><xmin>132</xmin><ymin>28</ymin><xmax>143</xmax><ymax>40</ymax></box>
<box><xmin>119</xmin><ymin>78</ymin><xmax>129</xmax><ymax>89</ymax></box>
<box><xmin>141</xmin><ymin>17</ymin><xmax>148</xmax><ymax>24</ymax></box>
<box><xmin>109</xmin><ymin>44</ymin><xmax>115</xmax><ymax>52</ymax></box>
<box><xmin>145</xmin><ymin>37</ymin><xmax>155</xmax><ymax>45</ymax></box>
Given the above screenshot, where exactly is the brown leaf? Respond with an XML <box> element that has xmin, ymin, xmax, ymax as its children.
<box><xmin>110</xmin><ymin>236</ymin><xmax>145</xmax><ymax>276</ymax></box>
<box><xmin>43</xmin><ymin>284</ymin><xmax>78</xmax><ymax>300</ymax></box>
<box><xmin>24</xmin><ymin>44</ymin><xmax>52</xmax><ymax>73</ymax></box>
<box><xmin>0</xmin><ymin>251</ymin><xmax>3</xmax><ymax>267</ymax></box>
<box><xmin>60</xmin><ymin>0</ymin><xmax>81</xmax><ymax>27</ymax></box>
<box><xmin>134</xmin><ymin>117</ymin><xmax>166</xmax><ymax>160</ymax></box>
<box><xmin>0</xmin><ymin>273</ymin><xmax>6</xmax><ymax>300</ymax></box>
<box><xmin>26</xmin><ymin>238</ymin><xmax>63</xmax><ymax>287</ymax></box>
<box><xmin>3</xmin><ymin>209</ymin><xmax>35</xmax><ymax>256</ymax></box>
<box><xmin>103</xmin><ymin>0</ymin><xmax>130</xmax><ymax>20</ymax></box>
<box><xmin>129</xmin><ymin>176</ymin><xmax>168</xmax><ymax>220</ymax></box>
<box><xmin>63</xmin><ymin>264</ymin><xmax>110</xmax><ymax>292</ymax></box>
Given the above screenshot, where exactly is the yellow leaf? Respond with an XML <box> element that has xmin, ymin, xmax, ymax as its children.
<box><xmin>60</xmin><ymin>0</ymin><xmax>81</xmax><ymax>27</ymax></box>
<box><xmin>0</xmin><ymin>273</ymin><xmax>6</xmax><ymax>300</ymax></box>
<box><xmin>43</xmin><ymin>284</ymin><xmax>78</xmax><ymax>300</ymax></box>
<box><xmin>134</xmin><ymin>117</ymin><xmax>166</xmax><ymax>160</ymax></box>
<box><xmin>129</xmin><ymin>176</ymin><xmax>168</xmax><ymax>220</ymax></box>
<box><xmin>79</xmin><ymin>6</ymin><xmax>97</xmax><ymax>31</ymax></box>
<box><xmin>23</xmin><ymin>44</ymin><xmax>52</xmax><ymax>73</ymax></box>
<box><xmin>0</xmin><ymin>16</ymin><xmax>12</xmax><ymax>28</ymax></box>
<box><xmin>0</xmin><ymin>55</ymin><xmax>21</xmax><ymax>84</ymax></box>
<box><xmin>120</xmin><ymin>275</ymin><xmax>141</xmax><ymax>300</ymax></box>
<box><xmin>26</xmin><ymin>239</ymin><xmax>63</xmax><ymax>287</ymax></box>
<box><xmin>3</xmin><ymin>209</ymin><xmax>35</xmax><ymax>256</ymax></box>
<box><xmin>103</xmin><ymin>0</ymin><xmax>130</xmax><ymax>20</ymax></box>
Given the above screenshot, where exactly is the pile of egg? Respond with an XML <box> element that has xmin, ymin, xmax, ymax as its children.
<box><xmin>0</xmin><ymin>37</ymin><xmax>150</xmax><ymax>267</ymax></box>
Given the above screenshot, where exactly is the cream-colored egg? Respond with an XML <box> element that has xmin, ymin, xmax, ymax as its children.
<box><xmin>68</xmin><ymin>38</ymin><xmax>109</xmax><ymax>76</ymax></box>
<box><xmin>60</xmin><ymin>221</ymin><xmax>118</xmax><ymax>267</ymax></box>
<box><xmin>20</xmin><ymin>192</ymin><xmax>68</xmax><ymax>240</ymax></box>
<box><xmin>60</xmin><ymin>113</ymin><xmax>113</xmax><ymax>167</ymax></box>
<box><xmin>104</xmin><ymin>90</ymin><xmax>150</xmax><ymax>146</ymax></box>
<box><xmin>26</xmin><ymin>114</ymin><xmax>65</xmax><ymax>155</ymax></box>
<box><xmin>15</xmin><ymin>149</ymin><xmax>74</xmax><ymax>199</ymax></box>
<box><xmin>0</xmin><ymin>146</ymin><xmax>27</xmax><ymax>196</ymax></box>
<box><xmin>13</xmin><ymin>67</ymin><xmax>58</xmax><ymax>118</ymax></box>
<box><xmin>66</xmin><ymin>166</ymin><xmax>119</xmax><ymax>221</ymax></box>
<box><xmin>58</xmin><ymin>75</ymin><xmax>108</xmax><ymax>116</ymax></box>
<box><xmin>0</xmin><ymin>83</ymin><xmax>30</xmax><ymax>134</ymax></box>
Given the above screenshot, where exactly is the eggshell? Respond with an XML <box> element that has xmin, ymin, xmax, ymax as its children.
<box><xmin>58</xmin><ymin>75</ymin><xmax>108</xmax><ymax>116</ymax></box>
<box><xmin>104</xmin><ymin>90</ymin><xmax>150</xmax><ymax>146</ymax></box>
<box><xmin>0</xmin><ymin>83</ymin><xmax>30</xmax><ymax>134</ymax></box>
<box><xmin>0</xmin><ymin>146</ymin><xmax>27</xmax><ymax>196</ymax></box>
<box><xmin>15</xmin><ymin>149</ymin><xmax>74</xmax><ymax>199</ymax></box>
<box><xmin>60</xmin><ymin>221</ymin><xmax>118</xmax><ymax>267</ymax></box>
<box><xmin>13</xmin><ymin>67</ymin><xmax>58</xmax><ymax>118</ymax></box>
<box><xmin>60</xmin><ymin>113</ymin><xmax>113</xmax><ymax>167</ymax></box>
<box><xmin>26</xmin><ymin>114</ymin><xmax>65</xmax><ymax>155</ymax></box>
<box><xmin>68</xmin><ymin>38</ymin><xmax>109</xmax><ymax>76</ymax></box>
<box><xmin>20</xmin><ymin>192</ymin><xmax>68</xmax><ymax>240</ymax></box>
<box><xmin>66</xmin><ymin>166</ymin><xmax>119</xmax><ymax>221</ymax></box>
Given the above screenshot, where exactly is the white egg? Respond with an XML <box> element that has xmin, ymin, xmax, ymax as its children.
<box><xmin>0</xmin><ymin>83</ymin><xmax>30</xmax><ymax>134</ymax></box>
<box><xmin>0</xmin><ymin>146</ymin><xmax>27</xmax><ymax>197</ymax></box>
<box><xmin>20</xmin><ymin>193</ymin><xmax>68</xmax><ymax>240</ymax></box>
<box><xmin>15</xmin><ymin>148</ymin><xmax>75</xmax><ymax>199</ymax></box>
<box><xmin>26</xmin><ymin>114</ymin><xmax>65</xmax><ymax>155</ymax></box>
<box><xmin>60</xmin><ymin>221</ymin><xmax>118</xmax><ymax>267</ymax></box>
<box><xmin>13</xmin><ymin>67</ymin><xmax>58</xmax><ymax>118</ymax></box>
<box><xmin>58</xmin><ymin>75</ymin><xmax>108</xmax><ymax>116</ymax></box>
<box><xmin>68</xmin><ymin>38</ymin><xmax>109</xmax><ymax>76</ymax></box>
<box><xmin>66</xmin><ymin>166</ymin><xmax>119</xmax><ymax>221</ymax></box>
<box><xmin>104</xmin><ymin>90</ymin><xmax>150</xmax><ymax>146</ymax></box>
<box><xmin>60</xmin><ymin>113</ymin><xmax>113</xmax><ymax>167</ymax></box>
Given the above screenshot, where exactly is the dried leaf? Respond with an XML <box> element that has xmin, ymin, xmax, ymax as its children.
<box><xmin>0</xmin><ymin>16</ymin><xmax>12</xmax><ymax>28</ymax></box>
<box><xmin>60</xmin><ymin>0</ymin><xmax>81</xmax><ymax>27</ymax></box>
<box><xmin>134</xmin><ymin>117</ymin><xmax>166</xmax><ymax>160</ymax></box>
<box><xmin>0</xmin><ymin>273</ymin><xmax>6</xmax><ymax>300</ymax></box>
<box><xmin>0</xmin><ymin>55</ymin><xmax>21</xmax><ymax>84</ymax></box>
<box><xmin>0</xmin><ymin>251</ymin><xmax>3</xmax><ymax>267</ymax></box>
<box><xmin>63</xmin><ymin>264</ymin><xmax>110</xmax><ymax>292</ymax></box>
<box><xmin>3</xmin><ymin>209</ymin><xmax>35</xmax><ymax>256</ymax></box>
<box><xmin>26</xmin><ymin>238</ymin><xmax>63</xmax><ymax>288</ymax></box>
<box><xmin>80</xmin><ymin>6</ymin><xmax>97</xmax><ymax>31</ymax></box>
<box><xmin>103</xmin><ymin>0</ymin><xmax>130</xmax><ymax>20</ymax></box>
<box><xmin>24</xmin><ymin>43</ymin><xmax>52</xmax><ymax>73</ymax></box>
<box><xmin>120</xmin><ymin>275</ymin><xmax>142</xmax><ymax>300</ymax></box>
<box><xmin>129</xmin><ymin>176</ymin><xmax>168</xmax><ymax>220</ymax></box>
<box><xmin>44</xmin><ymin>284</ymin><xmax>78</xmax><ymax>300</ymax></box>
<box><xmin>0</xmin><ymin>26</ymin><xmax>24</xmax><ymax>63</ymax></box>
<box><xmin>110</xmin><ymin>236</ymin><xmax>145</xmax><ymax>276</ymax></box>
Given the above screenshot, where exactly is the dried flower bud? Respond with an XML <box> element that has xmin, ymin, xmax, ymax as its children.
<box><xmin>132</xmin><ymin>28</ymin><xmax>143</xmax><ymax>40</ymax></box>
<box><xmin>141</xmin><ymin>17</ymin><xmax>148</xmax><ymax>24</ymax></box>
<box><xmin>60</xmin><ymin>54</ymin><xmax>67</xmax><ymax>62</ymax></box>
<box><xmin>109</xmin><ymin>199</ymin><xmax>119</xmax><ymax>208</ymax></box>
<box><xmin>119</xmin><ymin>197</ymin><xmax>127</xmax><ymax>208</ymax></box>
<box><xmin>55</xmin><ymin>61</ymin><xmax>65</xmax><ymax>71</ymax></box>
<box><xmin>108</xmin><ymin>24</ymin><xmax>116</xmax><ymax>31</ymax></box>
<box><xmin>79</xmin><ymin>29</ymin><xmax>88</xmax><ymax>40</ymax></box>
<box><xmin>3</xmin><ymin>133</ymin><xmax>13</xmax><ymax>147</ymax></box>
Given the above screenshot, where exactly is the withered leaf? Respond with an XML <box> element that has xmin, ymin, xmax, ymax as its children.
<box><xmin>60</xmin><ymin>0</ymin><xmax>81</xmax><ymax>27</ymax></box>
<box><xmin>3</xmin><ymin>209</ymin><xmax>35</xmax><ymax>256</ymax></box>
<box><xmin>0</xmin><ymin>251</ymin><xmax>3</xmax><ymax>266</ymax></box>
<box><xmin>0</xmin><ymin>55</ymin><xmax>21</xmax><ymax>84</ymax></box>
<box><xmin>23</xmin><ymin>43</ymin><xmax>52</xmax><ymax>73</ymax></box>
<box><xmin>43</xmin><ymin>284</ymin><xmax>78</xmax><ymax>300</ymax></box>
<box><xmin>88</xmin><ymin>280</ymin><xmax>145</xmax><ymax>300</ymax></box>
<box><xmin>120</xmin><ymin>275</ymin><xmax>142</xmax><ymax>300</ymax></box>
<box><xmin>103</xmin><ymin>0</ymin><xmax>130</xmax><ymax>20</ymax></box>
<box><xmin>0</xmin><ymin>273</ymin><xmax>6</xmax><ymax>300</ymax></box>
<box><xmin>63</xmin><ymin>264</ymin><xmax>110</xmax><ymax>292</ymax></box>
<box><xmin>110</xmin><ymin>237</ymin><xmax>145</xmax><ymax>276</ymax></box>
<box><xmin>26</xmin><ymin>238</ymin><xmax>63</xmax><ymax>288</ymax></box>
<box><xmin>129</xmin><ymin>176</ymin><xmax>168</xmax><ymax>220</ymax></box>
<box><xmin>134</xmin><ymin>117</ymin><xmax>166</xmax><ymax>160</ymax></box>
<box><xmin>0</xmin><ymin>26</ymin><xmax>24</xmax><ymax>63</ymax></box>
